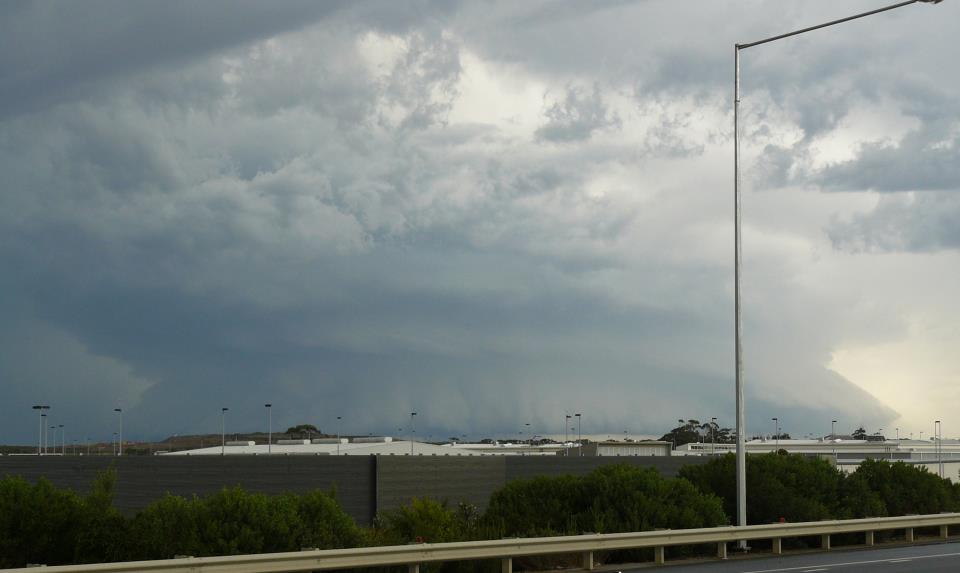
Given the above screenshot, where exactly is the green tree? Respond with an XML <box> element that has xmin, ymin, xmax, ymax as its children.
<box><xmin>679</xmin><ymin>453</ymin><xmax>856</xmax><ymax>524</ymax></box>
<box><xmin>484</xmin><ymin>465</ymin><xmax>726</xmax><ymax>537</ymax></box>
<box><xmin>74</xmin><ymin>469</ymin><xmax>127</xmax><ymax>563</ymax></box>
<box><xmin>847</xmin><ymin>459</ymin><xmax>960</xmax><ymax>516</ymax></box>
<box><xmin>285</xmin><ymin>424</ymin><xmax>321</xmax><ymax>438</ymax></box>
<box><xmin>0</xmin><ymin>476</ymin><xmax>85</xmax><ymax>568</ymax></box>
<box><xmin>125</xmin><ymin>487</ymin><xmax>361</xmax><ymax>560</ymax></box>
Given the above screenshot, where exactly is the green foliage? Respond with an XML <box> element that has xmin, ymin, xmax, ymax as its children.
<box><xmin>679</xmin><ymin>454</ymin><xmax>960</xmax><ymax>527</ymax></box>
<box><xmin>0</xmin><ymin>476</ymin><xmax>84</xmax><ymax>567</ymax></box>
<box><xmin>373</xmin><ymin>499</ymin><xmax>495</xmax><ymax>573</ymax></box>
<box><xmin>848</xmin><ymin>459</ymin><xmax>960</xmax><ymax>516</ymax></box>
<box><xmin>679</xmin><ymin>453</ymin><xmax>855</xmax><ymax>524</ymax></box>
<box><xmin>285</xmin><ymin>424</ymin><xmax>321</xmax><ymax>437</ymax></box>
<box><xmin>376</xmin><ymin>498</ymin><xmax>468</xmax><ymax>545</ymax></box>
<box><xmin>74</xmin><ymin>469</ymin><xmax>128</xmax><ymax>563</ymax></box>
<box><xmin>660</xmin><ymin>419</ymin><xmax>734</xmax><ymax>447</ymax></box>
<box><xmin>485</xmin><ymin>465</ymin><xmax>726</xmax><ymax>537</ymax></box>
<box><xmin>126</xmin><ymin>487</ymin><xmax>362</xmax><ymax>560</ymax></box>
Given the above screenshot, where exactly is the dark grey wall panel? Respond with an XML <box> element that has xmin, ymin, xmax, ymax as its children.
<box><xmin>376</xmin><ymin>455</ymin><xmax>507</xmax><ymax>515</ymax></box>
<box><xmin>505</xmin><ymin>456</ymin><xmax>710</xmax><ymax>482</ymax></box>
<box><xmin>0</xmin><ymin>456</ymin><xmax>376</xmax><ymax>524</ymax></box>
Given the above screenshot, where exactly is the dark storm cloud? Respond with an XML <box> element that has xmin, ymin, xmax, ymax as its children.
<box><xmin>4</xmin><ymin>0</ymin><xmax>938</xmax><ymax>443</ymax></box>
<box><xmin>0</xmin><ymin>0</ymin><xmax>348</xmax><ymax>118</ymax></box>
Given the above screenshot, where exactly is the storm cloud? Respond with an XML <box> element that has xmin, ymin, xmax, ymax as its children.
<box><xmin>3</xmin><ymin>0</ymin><xmax>958</xmax><ymax>444</ymax></box>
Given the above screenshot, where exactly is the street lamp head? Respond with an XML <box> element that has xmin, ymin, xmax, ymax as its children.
<box><xmin>222</xmin><ymin>407</ymin><xmax>229</xmax><ymax>412</ymax></box>
<box><xmin>918</xmin><ymin>0</ymin><xmax>943</xmax><ymax>4</ymax></box>
<box><xmin>264</xmin><ymin>403</ymin><xmax>271</xmax><ymax>408</ymax></box>
<box><xmin>114</xmin><ymin>408</ymin><xmax>122</xmax><ymax>413</ymax></box>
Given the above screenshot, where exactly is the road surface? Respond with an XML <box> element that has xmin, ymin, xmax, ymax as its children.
<box><xmin>619</xmin><ymin>541</ymin><xmax>960</xmax><ymax>572</ymax></box>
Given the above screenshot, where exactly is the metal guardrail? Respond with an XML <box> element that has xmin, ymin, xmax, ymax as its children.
<box><xmin>6</xmin><ymin>513</ymin><xmax>960</xmax><ymax>573</ymax></box>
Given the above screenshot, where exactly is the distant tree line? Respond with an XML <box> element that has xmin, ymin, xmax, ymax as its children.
<box><xmin>2</xmin><ymin>456</ymin><xmax>960</xmax><ymax>569</ymax></box>
<box><xmin>660</xmin><ymin>419</ymin><xmax>737</xmax><ymax>447</ymax></box>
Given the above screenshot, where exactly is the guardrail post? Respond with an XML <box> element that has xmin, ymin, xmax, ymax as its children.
<box><xmin>906</xmin><ymin>528</ymin><xmax>915</xmax><ymax>542</ymax></box>
<box><xmin>717</xmin><ymin>542</ymin><xmax>727</xmax><ymax>559</ymax></box>
<box><xmin>582</xmin><ymin>551</ymin><xmax>594</xmax><ymax>571</ymax></box>
<box><xmin>654</xmin><ymin>546</ymin><xmax>665</xmax><ymax>565</ymax></box>
<box><xmin>941</xmin><ymin>525</ymin><xmax>949</xmax><ymax>539</ymax></box>
<box><xmin>409</xmin><ymin>564</ymin><xmax>420</xmax><ymax>573</ymax></box>
<box><xmin>821</xmin><ymin>534</ymin><xmax>831</xmax><ymax>550</ymax></box>
<box><xmin>865</xmin><ymin>531</ymin><xmax>874</xmax><ymax>546</ymax></box>
<box><xmin>772</xmin><ymin>537</ymin><xmax>782</xmax><ymax>554</ymax></box>
<box><xmin>501</xmin><ymin>557</ymin><xmax>512</xmax><ymax>573</ymax></box>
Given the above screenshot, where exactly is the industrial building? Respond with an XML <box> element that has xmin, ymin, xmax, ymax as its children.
<box><xmin>160</xmin><ymin>436</ymin><xmax>677</xmax><ymax>457</ymax></box>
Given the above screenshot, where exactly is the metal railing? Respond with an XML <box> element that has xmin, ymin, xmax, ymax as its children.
<box><xmin>5</xmin><ymin>513</ymin><xmax>960</xmax><ymax>573</ymax></box>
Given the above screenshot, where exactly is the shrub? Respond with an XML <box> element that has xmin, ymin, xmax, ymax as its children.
<box><xmin>484</xmin><ymin>465</ymin><xmax>727</xmax><ymax>536</ymax></box>
<box><xmin>847</xmin><ymin>459</ymin><xmax>960</xmax><ymax>516</ymax></box>
<box><xmin>680</xmin><ymin>453</ymin><xmax>858</xmax><ymax>525</ymax></box>
<box><xmin>0</xmin><ymin>476</ymin><xmax>85</xmax><ymax>567</ymax></box>
<box><xmin>126</xmin><ymin>486</ymin><xmax>362</xmax><ymax>560</ymax></box>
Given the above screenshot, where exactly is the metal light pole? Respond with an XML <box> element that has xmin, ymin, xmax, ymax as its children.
<box><xmin>410</xmin><ymin>412</ymin><xmax>417</xmax><ymax>455</ymax></box>
<box><xmin>564</xmin><ymin>415</ymin><xmax>571</xmax><ymax>456</ymax></box>
<box><xmin>772</xmin><ymin>418</ymin><xmax>779</xmax><ymax>451</ymax></box>
<box><xmin>49</xmin><ymin>425</ymin><xmax>56</xmax><ymax>455</ymax></box>
<box><xmin>575</xmin><ymin>413</ymin><xmax>582</xmax><ymax>457</ymax></box>
<box><xmin>114</xmin><ymin>408</ymin><xmax>123</xmax><ymax>456</ymax></box>
<box><xmin>221</xmin><ymin>407</ymin><xmax>229</xmax><ymax>456</ymax></box>
<box><xmin>43</xmin><ymin>414</ymin><xmax>49</xmax><ymax>454</ymax></box>
<box><xmin>265</xmin><ymin>404</ymin><xmax>272</xmax><ymax>455</ymax></box>
<box><xmin>733</xmin><ymin>0</ymin><xmax>941</xmax><ymax>545</ymax></box>
<box><xmin>337</xmin><ymin>416</ymin><xmax>342</xmax><ymax>456</ymax></box>
<box><xmin>935</xmin><ymin>420</ymin><xmax>942</xmax><ymax>478</ymax></box>
<box><xmin>711</xmin><ymin>417</ymin><xmax>717</xmax><ymax>455</ymax></box>
<box><xmin>59</xmin><ymin>424</ymin><xmax>65</xmax><ymax>455</ymax></box>
<box><xmin>32</xmin><ymin>405</ymin><xmax>49</xmax><ymax>455</ymax></box>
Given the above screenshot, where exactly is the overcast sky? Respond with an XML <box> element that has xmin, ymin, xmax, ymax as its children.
<box><xmin>2</xmin><ymin>0</ymin><xmax>958</xmax><ymax>445</ymax></box>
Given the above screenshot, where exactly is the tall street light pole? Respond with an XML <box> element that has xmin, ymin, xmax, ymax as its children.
<box><xmin>59</xmin><ymin>424</ymin><xmax>65</xmax><ymax>455</ymax></box>
<box><xmin>32</xmin><ymin>405</ymin><xmax>49</xmax><ymax>455</ymax></box>
<box><xmin>410</xmin><ymin>412</ymin><xmax>417</xmax><ymax>455</ymax></box>
<box><xmin>575</xmin><ymin>413</ymin><xmax>582</xmax><ymax>457</ymax></box>
<box><xmin>772</xmin><ymin>418</ymin><xmax>779</xmax><ymax>451</ymax></box>
<box><xmin>336</xmin><ymin>416</ymin><xmax>342</xmax><ymax>456</ymax></box>
<box><xmin>221</xmin><ymin>407</ymin><xmax>229</xmax><ymax>456</ymax></box>
<box><xmin>733</xmin><ymin>0</ymin><xmax>941</xmax><ymax>546</ymax></box>
<box><xmin>711</xmin><ymin>417</ymin><xmax>717</xmax><ymax>455</ymax></box>
<box><xmin>265</xmin><ymin>404</ymin><xmax>272</xmax><ymax>455</ymax></box>
<box><xmin>114</xmin><ymin>408</ymin><xmax>123</xmax><ymax>456</ymax></box>
<box><xmin>935</xmin><ymin>420</ymin><xmax>942</xmax><ymax>478</ymax></box>
<box><xmin>564</xmin><ymin>415</ymin><xmax>571</xmax><ymax>456</ymax></box>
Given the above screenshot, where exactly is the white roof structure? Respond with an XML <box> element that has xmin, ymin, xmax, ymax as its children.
<box><xmin>675</xmin><ymin>438</ymin><xmax>960</xmax><ymax>462</ymax></box>
<box><xmin>161</xmin><ymin>438</ymin><xmax>562</xmax><ymax>456</ymax></box>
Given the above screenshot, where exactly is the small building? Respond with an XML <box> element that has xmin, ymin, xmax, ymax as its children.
<box><xmin>580</xmin><ymin>440</ymin><xmax>672</xmax><ymax>457</ymax></box>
